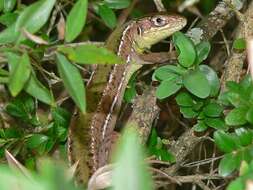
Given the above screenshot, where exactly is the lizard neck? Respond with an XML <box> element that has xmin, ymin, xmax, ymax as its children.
<box><xmin>107</xmin><ymin>21</ymin><xmax>140</xmax><ymax>61</ymax></box>
<box><xmin>117</xmin><ymin>21</ymin><xmax>139</xmax><ymax>61</ymax></box>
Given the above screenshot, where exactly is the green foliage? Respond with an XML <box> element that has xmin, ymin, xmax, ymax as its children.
<box><xmin>65</xmin><ymin>0</ymin><xmax>88</xmax><ymax>42</ymax></box>
<box><xmin>172</xmin><ymin>31</ymin><xmax>196</xmax><ymax>67</ymax></box>
<box><xmin>214</xmin><ymin>129</ymin><xmax>253</xmax><ymax>177</ymax></box>
<box><xmin>154</xmin><ymin>30</ymin><xmax>253</xmax><ymax>188</ymax></box>
<box><xmin>0</xmin><ymin>0</ymin><xmax>130</xmax><ymax>166</ymax></box>
<box><xmin>0</xmin><ymin>1</ymin><xmax>252</xmax><ymax>189</ymax></box>
<box><xmin>233</xmin><ymin>38</ymin><xmax>246</xmax><ymax>50</ymax></box>
<box><xmin>2</xmin><ymin>94</ymin><xmax>70</xmax><ymax>160</ymax></box>
<box><xmin>112</xmin><ymin>125</ymin><xmax>153</xmax><ymax>190</ymax></box>
<box><xmin>56</xmin><ymin>53</ymin><xmax>86</xmax><ymax>113</ymax></box>
<box><xmin>58</xmin><ymin>44</ymin><xmax>123</xmax><ymax>65</ymax></box>
<box><xmin>8</xmin><ymin>53</ymin><xmax>31</xmax><ymax>96</ymax></box>
<box><xmin>124</xmin><ymin>73</ymin><xmax>137</xmax><ymax>103</ymax></box>
<box><xmin>219</xmin><ymin>75</ymin><xmax>253</xmax><ymax>127</ymax></box>
<box><xmin>227</xmin><ymin>161</ymin><xmax>253</xmax><ymax>190</ymax></box>
<box><xmin>0</xmin><ymin>159</ymin><xmax>79</xmax><ymax>190</ymax></box>
<box><xmin>147</xmin><ymin>128</ymin><xmax>176</xmax><ymax>162</ymax></box>
<box><xmin>154</xmin><ymin>32</ymin><xmax>216</xmax><ymax>100</ymax></box>
<box><xmin>15</xmin><ymin>0</ymin><xmax>56</xmax><ymax>41</ymax></box>
<box><xmin>97</xmin><ymin>4</ymin><xmax>117</xmax><ymax>29</ymax></box>
<box><xmin>103</xmin><ymin>0</ymin><xmax>131</xmax><ymax>9</ymax></box>
<box><xmin>3</xmin><ymin>0</ymin><xmax>16</xmax><ymax>12</ymax></box>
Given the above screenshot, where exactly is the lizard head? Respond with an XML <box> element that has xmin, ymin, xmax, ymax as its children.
<box><xmin>134</xmin><ymin>14</ymin><xmax>187</xmax><ymax>51</ymax></box>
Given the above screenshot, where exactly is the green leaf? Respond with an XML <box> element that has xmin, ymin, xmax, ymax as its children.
<box><xmin>56</xmin><ymin>53</ymin><xmax>86</xmax><ymax>113</ymax></box>
<box><xmin>58</xmin><ymin>44</ymin><xmax>123</xmax><ymax>65</ymax></box>
<box><xmin>8</xmin><ymin>53</ymin><xmax>31</xmax><ymax>96</ymax></box>
<box><xmin>227</xmin><ymin>178</ymin><xmax>244</xmax><ymax>190</ymax></box>
<box><xmin>65</xmin><ymin>0</ymin><xmax>88</xmax><ymax>42</ymax></box>
<box><xmin>148</xmin><ymin>128</ymin><xmax>158</xmax><ymax>147</ymax></box>
<box><xmin>104</xmin><ymin>0</ymin><xmax>130</xmax><ymax>9</ymax></box>
<box><xmin>98</xmin><ymin>4</ymin><xmax>117</xmax><ymax>29</ymax></box>
<box><xmin>26</xmin><ymin>134</ymin><xmax>49</xmax><ymax>149</ymax></box>
<box><xmin>193</xmin><ymin>120</ymin><xmax>208</xmax><ymax>132</ymax></box>
<box><xmin>0</xmin><ymin>76</ymin><xmax>8</xmax><ymax>83</ymax></box>
<box><xmin>5</xmin><ymin>97</ymin><xmax>32</xmax><ymax>119</ymax></box>
<box><xmin>204</xmin><ymin>118</ymin><xmax>226</xmax><ymax>130</ymax></box>
<box><xmin>37</xmin><ymin>138</ymin><xmax>54</xmax><ymax>154</ymax></box>
<box><xmin>192</xmin><ymin>101</ymin><xmax>204</xmax><ymax>111</ymax></box>
<box><xmin>15</xmin><ymin>0</ymin><xmax>56</xmax><ymax>36</ymax></box>
<box><xmin>0</xmin><ymin>24</ymin><xmax>19</xmax><ymax>44</ymax></box>
<box><xmin>124</xmin><ymin>73</ymin><xmax>137</xmax><ymax>103</ymax></box>
<box><xmin>246</xmin><ymin>107</ymin><xmax>253</xmax><ymax>124</ymax></box>
<box><xmin>156</xmin><ymin>148</ymin><xmax>176</xmax><ymax>162</ymax></box>
<box><xmin>0</xmin><ymin>0</ymin><xmax>3</xmax><ymax>12</ymax></box>
<box><xmin>195</xmin><ymin>41</ymin><xmax>211</xmax><ymax>64</ymax></box>
<box><xmin>0</xmin><ymin>12</ymin><xmax>18</xmax><ymax>26</ymax></box>
<box><xmin>239</xmin><ymin>161</ymin><xmax>250</xmax><ymax>176</ymax></box>
<box><xmin>3</xmin><ymin>128</ymin><xmax>21</xmax><ymax>138</ymax></box>
<box><xmin>214</xmin><ymin>130</ymin><xmax>237</xmax><ymax>153</ymax></box>
<box><xmin>24</xmin><ymin>74</ymin><xmax>55</xmax><ymax>105</ymax></box>
<box><xmin>203</xmin><ymin>103</ymin><xmax>223</xmax><ymax>117</ymax></box>
<box><xmin>153</xmin><ymin>65</ymin><xmax>185</xmax><ymax>81</ymax></box>
<box><xmin>112</xmin><ymin>126</ymin><xmax>153</xmax><ymax>190</ymax></box>
<box><xmin>52</xmin><ymin>107</ymin><xmax>70</xmax><ymax>128</ymax></box>
<box><xmin>172</xmin><ymin>31</ymin><xmax>196</xmax><ymax>67</ymax></box>
<box><xmin>183</xmin><ymin>68</ymin><xmax>210</xmax><ymax>98</ymax></box>
<box><xmin>233</xmin><ymin>38</ymin><xmax>246</xmax><ymax>50</ymax></box>
<box><xmin>179</xmin><ymin>107</ymin><xmax>198</xmax><ymax>118</ymax></box>
<box><xmin>6</xmin><ymin>51</ymin><xmax>19</xmax><ymax>72</ymax></box>
<box><xmin>156</xmin><ymin>79</ymin><xmax>182</xmax><ymax>99</ymax></box>
<box><xmin>199</xmin><ymin>65</ymin><xmax>220</xmax><ymax>97</ymax></box>
<box><xmin>0</xmin><ymin>68</ymin><xmax>8</xmax><ymax>76</ymax></box>
<box><xmin>3</xmin><ymin>0</ymin><xmax>16</xmax><ymax>12</ymax></box>
<box><xmin>219</xmin><ymin>153</ymin><xmax>237</xmax><ymax>176</ymax></box>
<box><xmin>225</xmin><ymin>107</ymin><xmax>248</xmax><ymax>126</ymax></box>
<box><xmin>235</xmin><ymin>128</ymin><xmax>253</xmax><ymax>146</ymax></box>
<box><xmin>226</xmin><ymin>92</ymin><xmax>241</xmax><ymax>107</ymax></box>
<box><xmin>175</xmin><ymin>92</ymin><xmax>194</xmax><ymax>107</ymax></box>
<box><xmin>239</xmin><ymin>75</ymin><xmax>252</xmax><ymax>90</ymax></box>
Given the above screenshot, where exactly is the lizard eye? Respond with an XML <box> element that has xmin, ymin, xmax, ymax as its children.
<box><xmin>152</xmin><ymin>16</ymin><xmax>166</xmax><ymax>27</ymax></box>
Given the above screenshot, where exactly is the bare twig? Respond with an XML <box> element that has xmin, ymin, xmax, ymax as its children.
<box><xmin>153</xmin><ymin>0</ymin><xmax>166</xmax><ymax>12</ymax></box>
<box><xmin>117</xmin><ymin>0</ymin><xmax>139</xmax><ymax>26</ymax></box>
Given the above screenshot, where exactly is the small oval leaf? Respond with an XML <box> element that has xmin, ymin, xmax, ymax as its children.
<box><xmin>172</xmin><ymin>31</ymin><xmax>196</xmax><ymax>68</ymax></box>
<box><xmin>195</xmin><ymin>41</ymin><xmax>211</xmax><ymax>64</ymax></box>
<box><xmin>26</xmin><ymin>134</ymin><xmax>49</xmax><ymax>149</ymax></box>
<box><xmin>225</xmin><ymin>107</ymin><xmax>248</xmax><ymax>126</ymax></box>
<box><xmin>3</xmin><ymin>0</ymin><xmax>16</xmax><ymax>12</ymax></box>
<box><xmin>183</xmin><ymin>68</ymin><xmax>210</xmax><ymax>98</ymax></box>
<box><xmin>214</xmin><ymin>131</ymin><xmax>237</xmax><ymax>153</ymax></box>
<box><xmin>203</xmin><ymin>103</ymin><xmax>223</xmax><ymax>117</ymax></box>
<box><xmin>219</xmin><ymin>153</ymin><xmax>237</xmax><ymax>177</ymax></box>
<box><xmin>56</xmin><ymin>53</ymin><xmax>86</xmax><ymax>113</ymax></box>
<box><xmin>156</xmin><ymin>79</ymin><xmax>182</xmax><ymax>99</ymax></box>
<box><xmin>65</xmin><ymin>0</ymin><xmax>88</xmax><ymax>42</ymax></box>
<box><xmin>104</xmin><ymin>0</ymin><xmax>130</xmax><ymax>9</ymax></box>
<box><xmin>24</xmin><ymin>74</ymin><xmax>55</xmax><ymax>106</ymax></box>
<box><xmin>199</xmin><ymin>65</ymin><xmax>220</xmax><ymax>97</ymax></box>
<box><xmin>15</xmin><ymin>0</ymin><xmax>56</xmax><ymax>35</ymax></box>
<box><xmin>98</xmin><ymin>4</ymin><xmax>117</xmax><ymax>29</ymax></box>
<box><xmin>8</xmin><ymin>53</ymin><xmax>31</xmax><ymax>96</ymax></box>
<box><xmin>175</xmin><ymin>92</ymin><xmax>194</xmax><ymax>107</ymax></box>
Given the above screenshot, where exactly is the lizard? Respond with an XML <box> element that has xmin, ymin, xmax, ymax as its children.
<box><xmin>67</xmin><ymin>13</ymin><xmax>187</xmax><ymax>185</ymax></box>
